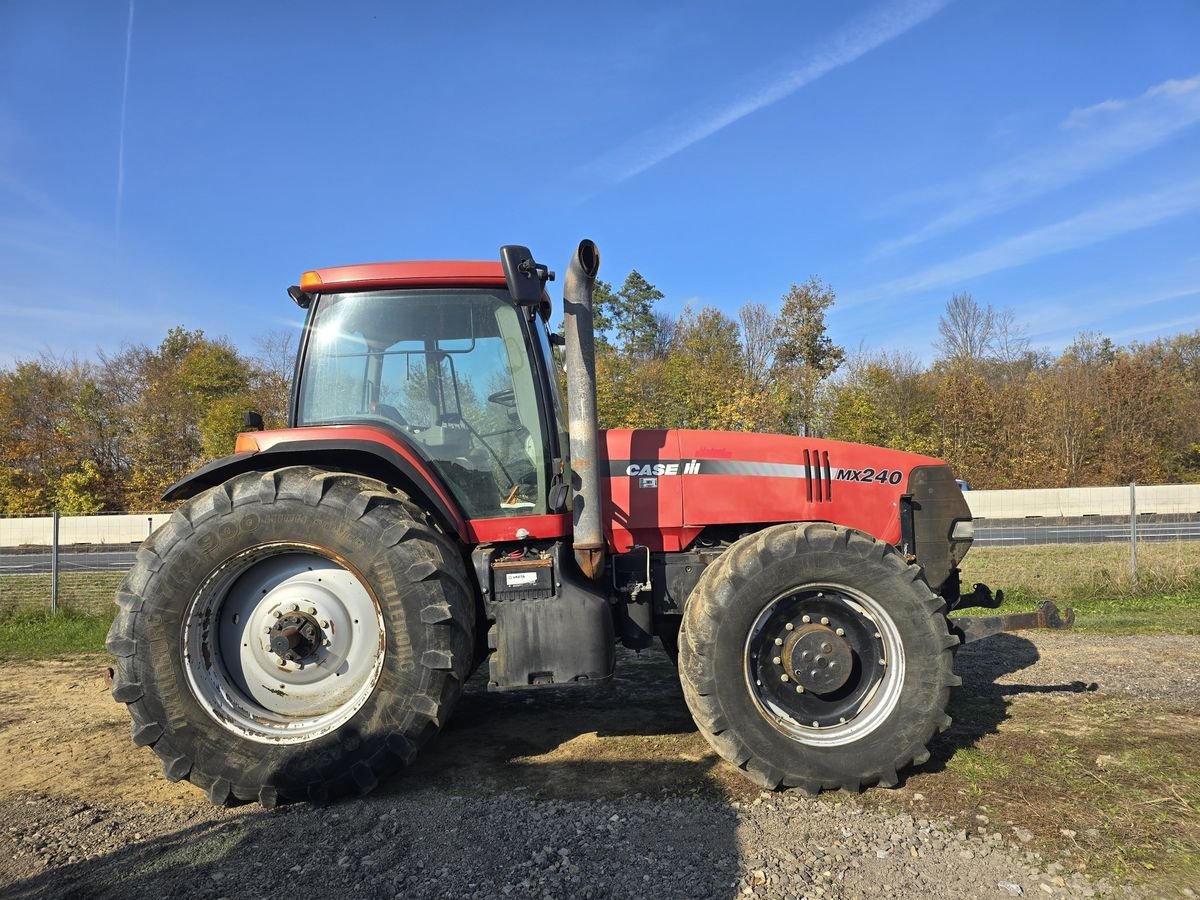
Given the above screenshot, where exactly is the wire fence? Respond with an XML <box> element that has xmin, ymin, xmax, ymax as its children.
<box><xmin>966</xmin><ymin>483</ymin><xmax>1200</xmax><ymax>588</ymax></box>
<box><xmin>1</xmin><ymin>484</ymin><xmax>1198</xmax><ymax>616</ymax></box>
<box><xmin>0</xmin><ymin>511</ymin><xmax>168</xmax><ymax>617</ymax></box>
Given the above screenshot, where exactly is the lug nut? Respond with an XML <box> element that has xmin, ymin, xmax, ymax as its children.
<box><xmin>836</xmin><ymin>628</ymin><xmax>845</xmax><ymax>636</ymax></box>
<box><xmin>272</xmin><ymin>610</ymin><xmax>282</xmax><ymax>619</ymax></box>
<box><xmin>290</xmin><ymin>603</ymin><xmax>299</xmax><ymax>612</ymax></box>
<box><xmin>873</xmin><ymin>632</ymin><xmax>881</xmax><ymax>639</ymax></box>
<box><xmin>795</xmin><ymin>685</ymin><xmax>805</xmax><ymax>694</ymax></box>
<box><xmin>320</xmin><ymin>620</ymin><xmax>329</xmax><ymax>629</ymax></box>
<box><xmin>780</xmin><ymin>674</ymin><xmax>789</xmax><ymax>682</ymax></box>
<box><xmin>774</xmin><ymin>637</ymin><xmax>783</xmax><ymax>646</ymax></box>
<box><xmin>772</xmin><ymin>656</ymin><xmax>781</xmax><ymax>665</ymax></box>
<box><xmin>801</xmin><ymin>615</ymin><xmax>811</xmax><ymax>624</ymax></box>
<box><xmin>785</xmin><ymin>622</ymin><xmax>794</xmax><ymax>631</ymax></box>
<box><xmin>879</xmin><ymin>658</ymin><xmax>887</xmax><ymax>666</ymax></box>
<box><xmin>307</xmin><ymin>606</ymin><xmax>317</xmax><ymax>615</ymax></box>
<box><xmin>839</xmin><ymin>717</ymin><xmax>847</xmax><ymax>724</ymax></box>
<box><xmin>811</xmin><ymin>720</ymin><xmax>820</xmax><ymax>727</ymax></box>
<box><xmin>820</xmin><ymin>617</ymin><xmax>830</xmax><ymax>626</ymax></box>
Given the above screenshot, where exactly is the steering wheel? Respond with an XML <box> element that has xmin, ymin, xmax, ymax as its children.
<box><xmin>371</xmin><ymin>401</ymin><xmax>409</xmax><ymax>426</ymax></box>
<box><xmin>487</xmin><ymin>388</ymin><xmax>516</xmax><ymax>409</ymax></box>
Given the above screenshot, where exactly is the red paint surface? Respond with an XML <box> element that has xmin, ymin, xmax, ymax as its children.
<box><xmin>602</xmin><ymin>429</ymin><xmax>946</xmax><ymax>552</ymax></box>
<box><xmin>307</xmin><ymin>261</ymin><xmax>506</xmax><ymax>293</ymax></box>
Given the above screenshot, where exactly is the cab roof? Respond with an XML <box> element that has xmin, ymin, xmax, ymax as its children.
<box><xmin>301</xmin><ymin>261</ymin><xmax>506</xmax><ymax>294</ymax></box>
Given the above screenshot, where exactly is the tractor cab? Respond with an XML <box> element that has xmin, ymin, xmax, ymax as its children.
<box><xmin>290</xmin><ymin>264</ymin><xmax>566</xmax><ymax>521</ymax></box>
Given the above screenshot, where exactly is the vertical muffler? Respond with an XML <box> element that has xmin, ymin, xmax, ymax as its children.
<box><xmin>562</xmin><ymin>239</ymin><xmax>605</xmax><ymax>580</ymax></box>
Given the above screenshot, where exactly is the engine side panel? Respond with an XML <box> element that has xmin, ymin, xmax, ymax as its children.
<box><xmin>602</xmin><ymin>428</ymin><xmax>947</xmax><ymax>552</ymax></box>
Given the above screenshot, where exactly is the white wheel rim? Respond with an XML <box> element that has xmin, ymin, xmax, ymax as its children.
<box><xmin>743</xmin><ymin>581</ymin><xmax>906</xmax><ymax>747</ymax></box>
<box><xmin>182</xmin><ymin>543</ymin><xmax>386</xmax><ymax>745</ymax></box>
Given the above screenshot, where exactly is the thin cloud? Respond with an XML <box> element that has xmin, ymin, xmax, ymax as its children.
<box><xmin>858</xmin><ymin>177</ymin><xmax>1200</xmax><ymax>300</ymax></box>
<box><xmin>581</xmin><ymin>0</ymin><xmax>952</xmax><ymax>187</ymax></box>
<box><xmin>1103</xmin><ymin>311</ymin><xmax>1200</xmax><ymax>342</ymax></box>
<box><xmin>872</xmin><ymin>74</ymin><xmax>1200</xmax><ymax>257</ymax></box>
<box><xmin>115</xmin><ymin>0</ymin><xmax>135</xmax><ymax>237</ymax></box>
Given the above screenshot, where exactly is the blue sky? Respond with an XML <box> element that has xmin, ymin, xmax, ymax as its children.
<box><xmin>2</xmin><ymin>1</ymin><xmax>1199</xmax><ymax>366</ymax></box>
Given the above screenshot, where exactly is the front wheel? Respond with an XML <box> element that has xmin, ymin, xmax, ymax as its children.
<box><xmin>678</xmin><ymin>523</ymin><xmax>959</xmax><ymax>792</ymax></box>
<box><xmin>106</xmin><ymin>466</ymin><xmax>474</xmax><ymax>806</ymax></box>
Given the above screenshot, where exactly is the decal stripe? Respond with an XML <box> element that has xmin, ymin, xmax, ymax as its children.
<box><xmin>609</xmin><ymin>459</ymin><xmax>812</xmax><ymax>478</ymax></box>
<box><xmin>607</xmin><ymin>459</ymin><xmax>906</xmax><ymax>486</ymax></box>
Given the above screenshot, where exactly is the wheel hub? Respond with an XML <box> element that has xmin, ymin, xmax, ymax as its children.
<box><xmin>782</xmin><ymin>624</ymin><xmax>852</xmax><ymax>693</ymax></box>
<box><xmin>268</xmin><ymin>610</ymin><xmax>325</xmax><ymax>663</ymax></box>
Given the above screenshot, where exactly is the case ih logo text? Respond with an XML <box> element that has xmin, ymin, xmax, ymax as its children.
<box><xmin>625</xmin><ymin>460</ymin><xmax>702</xmax><ymax>476</ymax></box>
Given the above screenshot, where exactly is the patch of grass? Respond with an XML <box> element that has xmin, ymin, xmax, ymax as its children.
<box><xmin>0</xmin><ymin>608</ymin><xmax>115</xmax><ymax>660</ymax></box>
<box><xmin>875</xmin><ymin>694</ymin><xmax>1200</xmax><ymax>893</ymax></box>
<box><xmin>0</xmin><ymin>572</ymin><xmax>123</xmax><ymax>617</ymax></box>
<box><xmin>960</xmin><ymin>543</ymin><xmax>1200</xmax><ymax>633</ymax></box>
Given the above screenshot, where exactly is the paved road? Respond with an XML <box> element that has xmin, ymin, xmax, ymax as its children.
<box><xmin>975</xmin><ymin>520</ymin><xmax>1200</xmax><ymax>546</ymax></box>
<box><xmin>0</xmin><ymin>551</ymin><xmax>137</xmax><ymax>574</ymax></box>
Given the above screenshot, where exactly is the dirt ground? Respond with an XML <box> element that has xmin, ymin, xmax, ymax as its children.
<box><xmin>1</xmin><ymin>633</ymin><xmax>1198</xmax><ymax>898</ymax></box>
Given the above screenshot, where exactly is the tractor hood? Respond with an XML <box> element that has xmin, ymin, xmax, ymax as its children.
<box><xmin>601</xmin><ymin>428</ymin><xmax>970</xmax><ymax>590</ymax></box>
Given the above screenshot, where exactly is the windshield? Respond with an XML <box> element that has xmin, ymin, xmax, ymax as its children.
<box><xmin>297</xmin><ymin>289</ymin><xmax>548</xmax><ymax>518</ymax></box>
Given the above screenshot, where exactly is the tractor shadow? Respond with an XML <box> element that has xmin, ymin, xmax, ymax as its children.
<box><xmin>902</xmin><ymin>632</ymin><xmax>1099</xmax><ymax>784</ymax></box>
<box><xmin>398</xmin><ymin>633</ymin><xmax>1100</xmax><ymax>799</ymax></box>
<box><xmin>392</xmin><ymin>645</ymin><xmax>745</xmax><ymax>802</ymax></box>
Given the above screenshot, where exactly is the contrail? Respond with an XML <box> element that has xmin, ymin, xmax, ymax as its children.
<box><xmin>583</xmin><ymin>0</ymin><xmax>953</xmax><ymax>187</ymax></box>
<box><xmin>115</xmin><ymin>0</ymin><xmax>134</xmax><ymax>238</ymax></box>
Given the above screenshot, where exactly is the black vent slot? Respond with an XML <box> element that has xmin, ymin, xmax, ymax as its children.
<box><xmin>804</xmin><ymin>449</ymin><xmax>832</xmax><ymax>502</ymax></box>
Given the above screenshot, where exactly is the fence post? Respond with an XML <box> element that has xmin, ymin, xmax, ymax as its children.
<box><xmin>1129</xmin><ymin>482</ymin><xmax>1138</xmax><ymax>588</ymax></box>
<box><xmin>50</xmin><ymin>510</ymin><xmax>60</xmax><ymax>615</ymax></box>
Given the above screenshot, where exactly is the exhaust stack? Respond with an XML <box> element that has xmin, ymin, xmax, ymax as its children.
<box><xmin>562</xmin><ymin>239</ymin><xmax>605</xmax><ymax>580</ymax></box>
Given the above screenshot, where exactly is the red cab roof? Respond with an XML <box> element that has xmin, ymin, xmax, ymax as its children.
<box><xmin>302</xmin><ymin>260</ymin><xmax>506</xmax><ymax>293</ymax></box>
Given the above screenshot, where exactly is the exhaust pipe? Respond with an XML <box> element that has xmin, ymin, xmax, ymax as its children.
<box><xmin>562</xmin><ymin>239</ymin><xmax>605</xmax><ymax>580</ymax></box>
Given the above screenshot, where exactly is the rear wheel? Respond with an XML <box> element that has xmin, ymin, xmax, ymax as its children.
<box><xmin>106</xmin><ymin>466</ymin><xmax>474</xmax><ymax>806</ymax></box>
<box><xmin>678</xmin><ymin>522</ymin><xmax>959</xmax><ymax>792</ymax></box>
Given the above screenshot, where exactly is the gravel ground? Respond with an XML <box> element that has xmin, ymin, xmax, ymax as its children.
<box><xmin>2</xmin><ymin>631</ymin><xmax>1198</xmax><ymax>899</ymax></box>
<box><xmin>0</xmin><ymin>789</ymin><xmax>1114</xmax><ymax>900</ymax></box>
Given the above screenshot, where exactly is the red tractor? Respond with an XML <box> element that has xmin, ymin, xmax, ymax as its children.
<box><xmin>107</xmin><ymin>240</ymin><xmax>1070</xmax><ymax>806</ymax></box>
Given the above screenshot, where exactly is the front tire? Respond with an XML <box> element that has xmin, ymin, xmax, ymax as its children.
<box><xmin>678</xmin><ymin>523</ymin><xmax>959</xmax><ymax>793</ymax></box>
<box><xmin>106</xmin><ymin>466</ymin><xmax>474</xmax><ymax>806</ymax></box>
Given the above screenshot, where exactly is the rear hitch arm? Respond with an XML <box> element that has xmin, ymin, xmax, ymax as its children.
<box><xmin>952</xmin><ymin>600</ymin><xmax>1076</xmax><ymax>645</ymax></box>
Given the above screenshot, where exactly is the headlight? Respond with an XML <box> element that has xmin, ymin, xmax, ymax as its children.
<box><xmin>951</xmin><ymin>520</ymin><xmax>974</xmax><ymax>541</ymax></box>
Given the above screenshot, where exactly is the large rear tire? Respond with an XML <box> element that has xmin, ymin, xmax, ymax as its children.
<box><xmin>106</xmin><ymin>466</ymin><xmax>474</xmax><ymax>806</ymax></box>
<box><xmin>678</xmin><ymin>522</ymin><xmax>959</xmax><ymax>793</ymax></box>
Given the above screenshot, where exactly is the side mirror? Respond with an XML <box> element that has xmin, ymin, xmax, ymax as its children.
<box><xmin>548</xmin><ymin>481</ymin><xmax>569</xmax><ymax>513</ymax></box>
<box><xmin>243</xmin><ymin>411</ymin><xmax>265</xmax><ymax>431</ymax></box>
<box><xmin>500</xmin><ymin>245</ymin><xmax>554</xmax><ymax>306</ymax></box>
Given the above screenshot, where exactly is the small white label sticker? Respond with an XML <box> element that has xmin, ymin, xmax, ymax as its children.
<box><xmin>505</xmin><ymin>571</ymin><xmax>539</xmax><ymax>587</ymax></box>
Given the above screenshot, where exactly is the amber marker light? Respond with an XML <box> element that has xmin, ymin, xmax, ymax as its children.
<box><xmin>234</xmin><ymin>433</ymin><xmax>261</xmax><ymax>453</ymax></box>
<box><xmin>300</xmin><ymin>270</ymin><xmax>323</xmax><ymax>290</ymax></box>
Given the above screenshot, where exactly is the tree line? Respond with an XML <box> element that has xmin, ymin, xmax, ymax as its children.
<box><xmin>0</xmin><ymin>328</ymin><xmax>293</xmax><ymax>514</ymax></box>
<box><xmin>587</xmin><ymin>273</ymin><xmax>1200</xmax><ymax>489</ymax></box>
<box><xmin>2</xmin><ymin>277</ymin><xmax>1197</xmax><ymax>515</ymax></box>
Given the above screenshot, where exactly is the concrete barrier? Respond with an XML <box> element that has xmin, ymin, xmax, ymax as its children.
<box><xmin>963</xmin><ymin>484</ymin><xmax>1200</xmax><ymax>520</ymax></box>
<box><xmin>0</xmin><ymin>514</ymin><xmax>172</xmax><ymax>548</ymax></box>
<box><xmin>2</xmin><ymin>483</ymin><xmax>1198</xmax><ymax>546</ymax></box>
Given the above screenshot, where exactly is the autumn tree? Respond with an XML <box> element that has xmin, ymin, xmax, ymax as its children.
<box><xmin>771</xmin><ymin>277</ymin><xmax>845</xmax><ymax>436</ymax></box>
<box><xmin>935</xmin><ymin>292</ymin><xmax>995</xmax><ymax>363</ymax></box>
